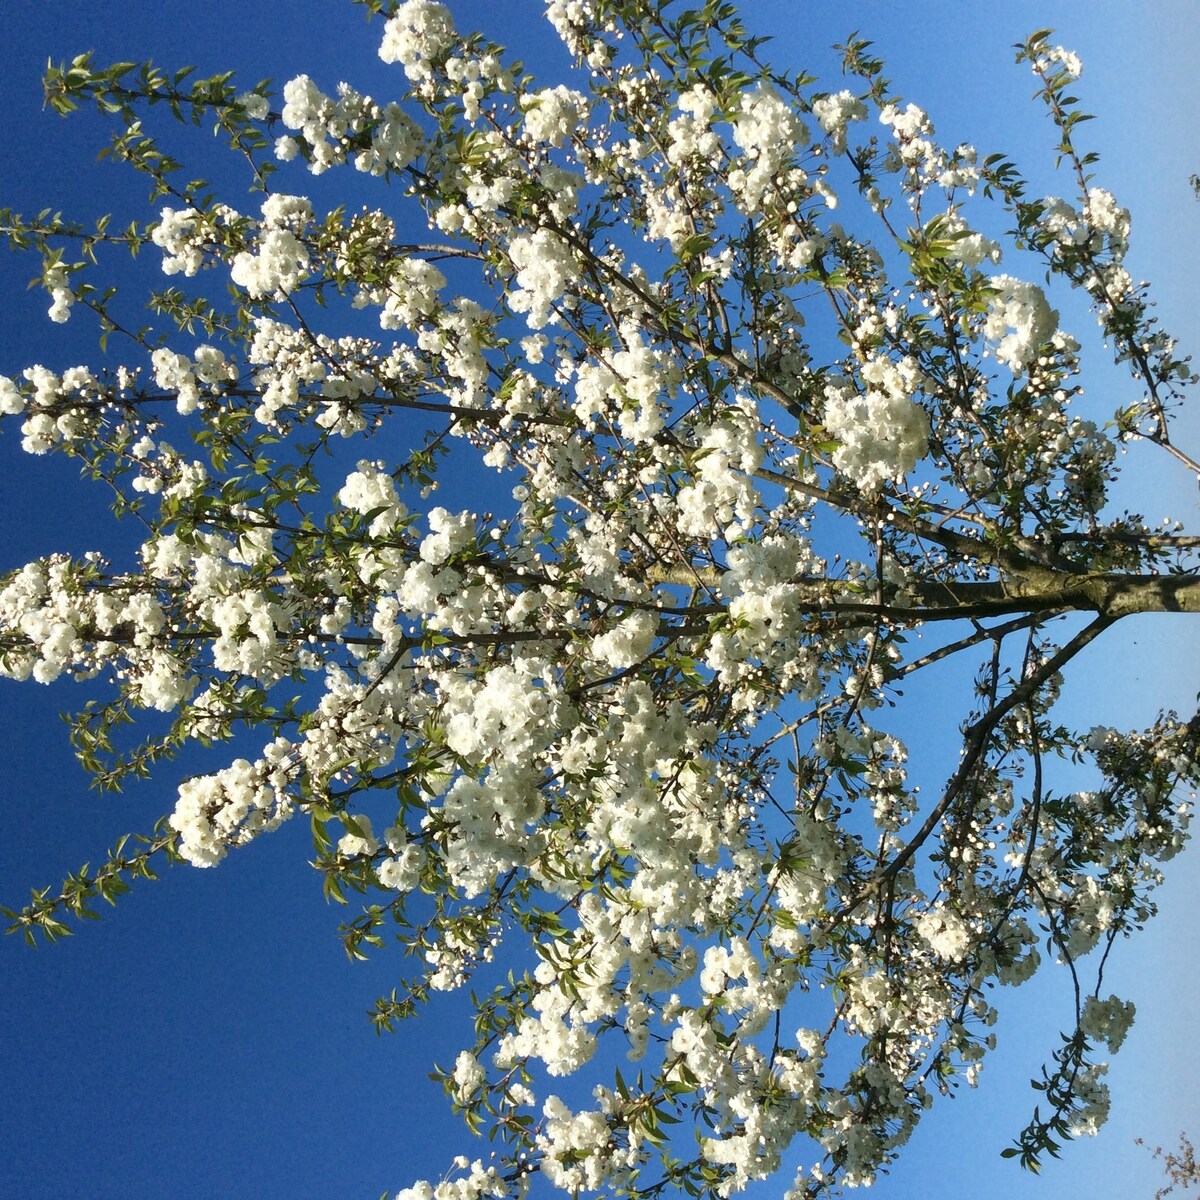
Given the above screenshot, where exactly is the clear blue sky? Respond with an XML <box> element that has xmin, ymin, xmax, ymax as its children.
<box><xmin>1</xmin><ymin>4</ymin><xmax>1198</xmax><ymax>1199</ymax></box>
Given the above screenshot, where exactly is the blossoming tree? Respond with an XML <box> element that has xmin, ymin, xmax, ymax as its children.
<box><xmin>2</xmin><ymin>2</ymin><xmax>1198</xmax><ymax>1196</ymax></box>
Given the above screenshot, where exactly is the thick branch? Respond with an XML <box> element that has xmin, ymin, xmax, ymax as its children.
<box><xmin>650</xmin><ymin>563</ymin><xmax>1200</xmax><ymax>621</ymax></box>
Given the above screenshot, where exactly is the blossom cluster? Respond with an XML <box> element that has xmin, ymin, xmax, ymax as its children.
<box><xmin>822</xmin><ymin>356</ymin><xmax>931</xmax><ymax>491</ymax></box>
